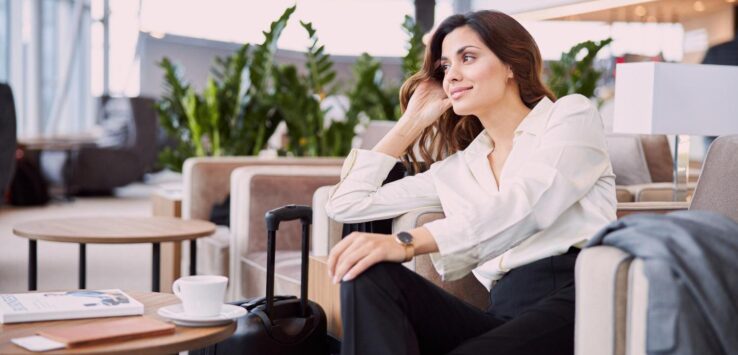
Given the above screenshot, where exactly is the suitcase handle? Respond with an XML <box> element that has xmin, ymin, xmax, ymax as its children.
<box><xmin>264</xmin><ymin>205</ymin><xmax>312</xmax><ymax>317</ymax></box>
<box><xmin>265</xmin><ymin>204</ymin><xmax>312</xmax><ymax>231</ymax></box>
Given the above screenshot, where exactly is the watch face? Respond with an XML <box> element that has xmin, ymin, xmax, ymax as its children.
<box><xmin>397</xmin><ymin>232</ymin><xmax>413</xmax><ymax>244</ymax></box>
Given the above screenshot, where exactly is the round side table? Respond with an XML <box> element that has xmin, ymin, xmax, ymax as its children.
<box><xmin>0</xmin><ymin>290</ymin><xmax>236</xmax><ymax>354</ymax></box>
<box><xmin>13</xmin><ymin>217</ymin><xmax>216</xmax><ymax>292</ymax></box>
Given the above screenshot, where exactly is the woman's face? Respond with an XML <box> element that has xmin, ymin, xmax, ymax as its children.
<box><xmin>439</xmin><ymin>25</ymin><xmax>512</xmax><ymax>116</ymax></box>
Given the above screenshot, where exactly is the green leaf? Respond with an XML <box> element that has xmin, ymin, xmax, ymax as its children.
<box><xmin>546</xmin><ymin>38</ymin><xmax>612</xmax><ymax>99</ymax></box>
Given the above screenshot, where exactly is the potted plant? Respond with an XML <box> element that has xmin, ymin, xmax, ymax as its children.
<box><xmin>156</xmin><ymin>6</ymin><xmax>296</xmax><ymax>171</ymax></box>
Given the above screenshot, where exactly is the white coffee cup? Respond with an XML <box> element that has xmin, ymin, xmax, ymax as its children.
<box><xmin>172</xmin><ymin>275</ymin><xmax>228</xmax><ymax>317</ymax></box>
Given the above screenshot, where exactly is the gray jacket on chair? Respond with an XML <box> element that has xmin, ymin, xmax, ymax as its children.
<box><xmin>587</xmin><ymin>211</ymin><xmax>738</xmax><ymax>355</ymax></box>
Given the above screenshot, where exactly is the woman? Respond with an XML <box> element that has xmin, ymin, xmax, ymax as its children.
<box><xmin>325</xmin><ymin>10</ymin><xmax>616</xmax><ymax>355</ymax></box>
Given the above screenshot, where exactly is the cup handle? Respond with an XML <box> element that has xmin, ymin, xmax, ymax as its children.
<box><xmin>172</xmin><ymin>280</ymin><xmax>182</xmax><ymax>299</ymax></box>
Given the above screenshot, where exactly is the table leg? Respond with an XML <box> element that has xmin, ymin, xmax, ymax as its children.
<box><xmin>79</xmin><ymin>243</ymin><xmax>86</xmax><ymax>289</ymax></box>
<box><xmin>152</xmin><ymin>242</ymin><xmax>160</xmax><ymax>292</ymax></box>
<box><xmin>190</xmin><ymin>239</ymin><xmax>197</xmax><ymax>276</ymax></box>
<box><xmin>29</xmin><ymin>240</ymin><xmax>37</xmax><ymax>291</ymax></box>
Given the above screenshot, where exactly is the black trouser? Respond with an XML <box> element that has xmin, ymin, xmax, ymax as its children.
<box><xmin>340</xmin><ymin>248</ymin><xmax>579</xmax><ymax>355</ymax></box>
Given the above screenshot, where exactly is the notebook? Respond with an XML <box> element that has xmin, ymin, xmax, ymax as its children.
<box><xmin>37</xmin><ymin>316</ymin><xmax>175</xmax><ymax>347</ymax></box>
<box><xmin>0</xmin><ymin>289</ymin><xmax>143</xmax><ymax>324</ymax></box>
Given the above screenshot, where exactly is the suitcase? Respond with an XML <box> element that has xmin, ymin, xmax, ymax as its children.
<box><xmin>197</xmin><ymin>204</ymin><xmax>328</xmax><ymax>355</ymax></box>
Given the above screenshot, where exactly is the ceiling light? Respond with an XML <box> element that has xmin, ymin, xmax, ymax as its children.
<box><xmin>513</xmin><ymin>0</ymin><xmax>657</xmax><ymax>21</ymax></box>
<box><xmin>693</xmin><ymin>1</ymin><xmax>706</xmax><ymax>12</ymax></box>
<box><xmin>634</xmin><ymin>5</ymin><xmax>647</xmax><ymax>16</ymax></box>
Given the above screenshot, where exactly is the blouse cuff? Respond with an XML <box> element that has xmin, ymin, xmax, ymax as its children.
<box><xmin>424</xmin><ymin>216</ymin><xmax>478</xmax><ymax>281</ymax></box>
<box><xmin>340</xmin><ymin>148</ymin><xmax>398</xmax><ymax>186</ymax></box>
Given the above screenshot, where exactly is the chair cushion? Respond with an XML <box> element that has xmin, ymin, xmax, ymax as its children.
<box><xmin>197</xmin><ymin>226</ymin><xmax>230</xmax><ymax>277</ymax></box>
<box><xmin>606</xmin><ymin>134</ymin><xmax>652</xmax><ymax>186</ymax></box>
<box><xmin>616</xmin><ymin>187</ymin><xmax>634</xmax><ymax>203</ymax></box>
<box><xmin>240</xmin><ymin>251</ymin><xmax>302</xmax><ymax>298</ymax></box>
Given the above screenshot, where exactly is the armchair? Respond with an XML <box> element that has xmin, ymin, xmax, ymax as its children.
<box><xmin>228</xmin><ymin>165</ymin><xmax>341</xmax><ymax>300</ymax></box>
<box><xmin>575</xmin><ymin>135</ymin><xmax>738</xmax><ymax>355</ymax></box>
<box><xmin>181</xmin><ymin>156</ymin><xmax>344</xmax><ymax>280</ymax></box>
<box><xmin>38</xmin><ymin>97</ymin><xmax>159</xmax><ymax>194</ymax></box>
<box><xmin>605</xmin><ymin>133</ymin><xmax>697</xmax><ymax>202</ymax></box>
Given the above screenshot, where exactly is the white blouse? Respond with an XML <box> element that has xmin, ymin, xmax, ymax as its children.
<box><xmin>325</xmin><ymin>94</ymin><xmax>617</xmax><ymax>290</ymax></box>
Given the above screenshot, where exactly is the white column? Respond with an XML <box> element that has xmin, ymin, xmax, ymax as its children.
<box><xmin>20</xmin><ymin>0</ymin><xmax>43</xmax><ymax>137</ymax></box>
<box><xmin>8</xmin><ymin>0</ymin><xmax>24</xmax><ymax>135</ymax></box>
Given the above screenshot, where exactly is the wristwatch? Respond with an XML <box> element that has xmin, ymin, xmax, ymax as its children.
<box><xmin>395</xmin><ymin>232</ymin><xmax>415</xmax><ymax>262</ymax></box>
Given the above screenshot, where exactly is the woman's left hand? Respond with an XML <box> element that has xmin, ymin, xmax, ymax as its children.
<box><xmin>327</xmin><ymin>232</ymin><xmax>407</xmax><ymax>284</ymax></box>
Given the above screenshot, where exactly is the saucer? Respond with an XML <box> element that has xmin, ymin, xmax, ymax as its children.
<box><xmin>157</xmin><ymin>304</ymin><xmax>247</xmax><ymax>327</ymax></box>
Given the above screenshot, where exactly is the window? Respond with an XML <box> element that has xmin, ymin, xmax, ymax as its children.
<box><xmin>0</xmin><ymin>0</ymin><xmax>8</xmax><ymax>81</ymax></box>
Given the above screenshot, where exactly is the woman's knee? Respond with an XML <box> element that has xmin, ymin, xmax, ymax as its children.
<box><xmin>340</xmin><ymin>262</ymin><xmax>405</xmax><ymax>295</ymax></box>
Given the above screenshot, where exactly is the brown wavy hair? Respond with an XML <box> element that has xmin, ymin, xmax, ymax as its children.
<box><xmin>400</xmin><ymin>10</ymin><xmax>555</xmax><ymax>172</ymax></box>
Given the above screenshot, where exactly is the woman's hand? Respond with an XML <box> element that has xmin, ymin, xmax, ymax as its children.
<box><xmin>401</xmin><ymin>80</ymin><xmax>452</xmax><ymax>130</ymax></box>
<box><xmin>371</xmin><ymin>80</ymin><xmax>452</xmax><ymax>158</ymax></box>
<box><xmin>327</xmin><ymin>232</ymin><xmax>406</xmax><ymax>284</ymax></box>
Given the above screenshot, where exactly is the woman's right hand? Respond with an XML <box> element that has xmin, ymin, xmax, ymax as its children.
<box><xmin>371</xmin><ymin>80</ymin><xmax>452</xmax><ymax>158</ymax></box>
<box><xmin>401</xmin><ymin>80</ymin><xmax>452</xmax><ymax>130</ymax></box>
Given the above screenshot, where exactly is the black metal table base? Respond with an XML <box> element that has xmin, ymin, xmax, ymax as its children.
<box><xmin>28</xmin><ymin>240</ymin><xmax>37</xmax><ymax>291</ymax></box>
<box><xmin>79</xmin><ymin>243</ymin><xmax>86</xmax><ymax>289</ymax></box>
<box><xmin>27</xmin><ymin>240</ymin><xmax>198</xmax><ymax>292</ymax></box>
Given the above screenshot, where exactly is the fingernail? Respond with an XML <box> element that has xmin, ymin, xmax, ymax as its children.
<box><xmin>332</xmin><ymin>276</ymin><xmax>339</xmax><ymax>284</ymax></box>
<box><xmin>342</xmin><ymin>274</ymin><xmax>352</xmax><ymax>282</ymax></box>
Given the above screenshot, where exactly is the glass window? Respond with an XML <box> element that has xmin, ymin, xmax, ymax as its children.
<box><xmin>0</xmin><ymin>0</ymin><xmax>8</xmax><ymax>81</ymax></box>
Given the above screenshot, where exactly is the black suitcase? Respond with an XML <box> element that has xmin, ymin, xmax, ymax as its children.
<box><xmin>196</xmin><ymin>204</ymin><xmax>328</xmax><ymax>355</ymax></box>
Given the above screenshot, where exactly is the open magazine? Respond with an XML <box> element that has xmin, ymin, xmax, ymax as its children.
<box><xmin>0</xmin><ymin>289</ymin><xmax>143</xmax><ymax>324</ymax></box>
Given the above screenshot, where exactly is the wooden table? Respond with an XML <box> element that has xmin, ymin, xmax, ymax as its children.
<box><xmin>0</xmin><ymin>291</ymin><xmax>236</xmax><ymax>354</ymax></box>
<box><xmin>13</xmin><ymin>217</ymin><xmax>216</xmax><ymax>292</ymax></box>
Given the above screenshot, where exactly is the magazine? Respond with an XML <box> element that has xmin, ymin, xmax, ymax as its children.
<box><xmin>0</xmin><ymin>289</ymin><xmax>143</xmax><ymax>324</ymax></box>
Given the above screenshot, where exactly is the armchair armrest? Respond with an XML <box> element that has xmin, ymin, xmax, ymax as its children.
<box><xmin>616</xmin><ymin>201</ymin><xmax>690</xmax><ymax>219</ymax></box>
<box><xmin>621</xmin><ymin>182</ymin><xmax>697</xmax><ymax>202</ymax></box>
<box><xmin>392</xmin><ymin>206</ymin><xmax>490</xmax><ymax>310</ymax></box>
<box><xmin>575</xmin><ymin>246</ymin><xmax>633</xmax><ymax>355</ymax></box>
<box><xmin>312</xmin><ymin>185</ymin><xmax>344</xmax><ymax>257</ymax></box>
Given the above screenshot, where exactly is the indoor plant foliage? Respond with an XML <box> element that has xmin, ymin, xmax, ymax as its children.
<box><xmin>280</xmin><ymin>15</ymin><xmax>425</xmax><ymax>157</ymax></box>
<box><xmin>156</xmin><ymin>7</ymin><xmax>427</xmax><ymax>167</ymax></box>
<box><xmin>546</xmin><ymin>38</ymin><xmax>613</xmax><ymax>100</ymax></box>
<box><xmin>156</xmin><ymin>6</ymin><xmax>296</xmax><ymax>171</ymax></box>
<box><xmin>278</xmin><ymin>21</ymin><xmax>340</xmax><ymax>157</ymax></box>
<box><xmin>345</xmin><ymin>15</ymin><xmax>425</xmax><ymax>123</ymax></box>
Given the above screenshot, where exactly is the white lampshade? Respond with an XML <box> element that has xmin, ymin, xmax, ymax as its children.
<box><xmin>613</xmin><ymin>62</ymin><xmax>738</xmax><ymax>136</ymax></box>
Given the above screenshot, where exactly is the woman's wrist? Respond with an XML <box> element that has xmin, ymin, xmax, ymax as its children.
<box><xmin>371</xmin><ymin>117</ymin><xmax>424</xmax><ymax>158</ymax></box>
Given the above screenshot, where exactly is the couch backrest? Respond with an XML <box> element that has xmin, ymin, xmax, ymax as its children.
<box><xmin>182</xmin><ymin>157</ymin><xmax>344</xmax><ymax>220</ymax></box>
<box><xmin>639</xmin><ymin>134</ymin><xmax>672</xmax><ymax>183</ymax></box>
<box><xmin>246</xmin><ymin>174</ymin><xmax>340</xmax><ymax>253</ymax></box>
<box><xmin>605</xmin><ymin>134</ymin><xmax>652</xmax><ymax>186</ymax></box>
<box><xmin>689</xmin><ymin>135</ymin><xmax>738</xmax><ymax>223</ymax></box>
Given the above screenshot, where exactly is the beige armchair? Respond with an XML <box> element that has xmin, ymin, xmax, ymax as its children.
<box><xmin>228</xmin><ymin>165</ymin><xmax>341</xmax><ymax>300</ymax></box>
<box><xmin>606</xmin><ymin>134</ymin><xmax>699</xmax><ymax>202</ymax></box>
<box><xmin>575</xmin><ymin>135</ymin><xmax>738</xmax><ymax>355</ymax></box>
<box><xmin>181</xmin><ymin>156</ymin><xmax>343</xmax><ymax>280</ymax></box>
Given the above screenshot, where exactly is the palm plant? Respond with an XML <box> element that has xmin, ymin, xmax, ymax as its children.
<box><xmin>156</xmin><ymin>6</ymin><xmax>295</xmax><ymax>171</ymax></box>
<box><xmin>547</xmin><ymin>38</ymin><xmax>613</xmax><ymax>100</ymax></box>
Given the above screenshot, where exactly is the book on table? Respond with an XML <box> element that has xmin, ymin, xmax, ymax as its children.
<box><xmin>0</xmin><ymin>289</ymin><xmax>143</xmax><ymax>324</ymax></box>
<box><xmin>39</xmin><ymin>317</ymin><xmax>176</xmax><ymax>347</ymax></box>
